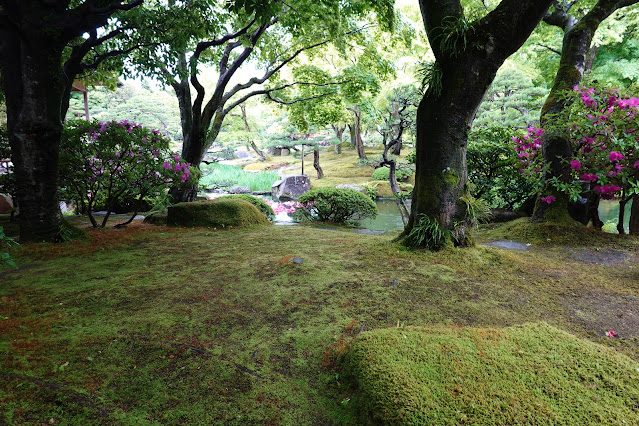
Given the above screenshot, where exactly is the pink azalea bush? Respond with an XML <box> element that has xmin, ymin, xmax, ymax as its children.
<box><xmin>515</xmin><ymin>86</ymin><xmax>639</xmax><ymax>205</ymax></box>
<box><xmin>59</xmin><ymin>120</ymin><xmax>199</xmax><ymax>227</ymax></box>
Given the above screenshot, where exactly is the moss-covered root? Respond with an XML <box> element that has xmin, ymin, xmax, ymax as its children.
<box><xmin>342</xmin><ymin>322</ymin><xmax>639</xmax><ymax>425</ymax></box>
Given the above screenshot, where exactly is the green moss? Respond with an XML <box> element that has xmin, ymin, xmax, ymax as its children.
<box><xmin>167</xmin><ymin>199</ymin><xmax>270</xmax><ymax>228</ymax></box>
<box><xmin>143</xmin><ymin>209</ymin><xmax>168</xmax><ymax>226</ymax></box>
<box><xmin>218</xmin><ymin>194</ymin><xmax>275</xmax><ymax>219</ymax></box>
<box><xmin>343</xmin><ymin>322</ymin><xmax>639</xmax><ymax>425</ymax></box>
<box><xmin>442</xmin><ymin>168</ymin><xmax>459</xmax><ymax>187</ymax></box>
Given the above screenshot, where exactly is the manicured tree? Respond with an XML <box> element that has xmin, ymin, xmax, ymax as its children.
<box><xmin>129</xmin><ymin>0</ymin><xmax>393</xmax><ymax>202</ymax></box>
<box><xmin>402</xmin><ymin>0</ymin><xmax>553</xmax><ymax>249</ymax></box>
<box><xmin>533</xmin><ymin>0</ymin><xmax>639</xmax><ymax>222</ymax></box>
<box><xmin>0</xmin><ymin>0</ymin><xmax>143</xmax><ymax>242</ymax></box>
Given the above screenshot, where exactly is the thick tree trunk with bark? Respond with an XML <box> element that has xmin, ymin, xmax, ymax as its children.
<box><xmin>1</xmin><ymin>29</ymin><xmax>65</xmax><ymax>242</ymax></box>
<box><xmin>534</xmin><ymin>0</ymin><xmax>637</xmax><ymax>223</ymax></box>
<box><xmin>629</xmin><ymin>195</ymin><xmax>639</xmax><ymax>236</ymax></box>
<box><xmin>403</xmin><ymin>0</ymin><xmax>553</xmax><ymax>248</ymax></box>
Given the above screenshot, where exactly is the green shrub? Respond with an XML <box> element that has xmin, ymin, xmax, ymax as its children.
<box><xmin>371</xmin><ymin>166</ymin><xmax>412</xmax><ymax>182</ymax></box>
<box><xmin>467</xmin><ymin>126</ymin><xmax>534</xmax><ymax>209</ymax></box>
<box><xmin>167</xmin><ymin>199</ymin><xmax>270</xmax><ymax>228</ymax></box>
<box><xmin>218</xmin><ymin>194</ymin><xmax>275</xmax><ymax>219</ymax></box>
<box><xmin>342</xmin><ymin>322</ymin><xmax>639</xmax><ymax>425</ymax></box>
<box><xmin>296</xmin><ymin>188</ymin><xmax>378</xmax><ymax>223</ymax></box>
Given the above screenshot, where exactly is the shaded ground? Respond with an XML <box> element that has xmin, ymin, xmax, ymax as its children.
<box><xmin>1</xmin><ymin>219</ymin><xmax>638</xmax><ymax>424</ymax></box>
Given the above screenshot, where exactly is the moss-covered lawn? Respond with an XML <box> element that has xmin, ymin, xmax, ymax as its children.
<box><xmin>1</xmin><ymin>219</ymin><xmax>638</xmax><ymax>424</ymax></box>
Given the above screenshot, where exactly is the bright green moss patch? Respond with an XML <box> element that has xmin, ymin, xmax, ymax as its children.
<box><xmin>343</xmin><ymin>323</ymin><xmax>639</xmax><ymax>425</ymax></box>
<box><xmin>167</xmin><ymin>198</ymin><xmax>270</xmax><ymax>228</ymax></box>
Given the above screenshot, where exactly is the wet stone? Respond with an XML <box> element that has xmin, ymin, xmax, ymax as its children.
<box><xmin>486</xmin><ymin>241</ymin><xmax>530</xmax><ymax>251</ymax></box>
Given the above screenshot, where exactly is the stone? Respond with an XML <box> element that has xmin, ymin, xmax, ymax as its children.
<box><xmin>280</xmin><ymin>148</ymin><xmax>290</xmax><ymax>156</ymax></box>
<box><xmin>271</xmin><ymin>174</ymin><xmax>310</xmax><ymax>200</ymax></box>
<box><xmin>292</xmin><ymin>257</ymin><xmax>303</xmax><ymax>265</ymax></box>
<box><xmin>0</xmin><ymin>194</ymin><xmax>14</xmax><ymax>214</ymax></box>
<box><xmin>229</xmin><ymin>186</ymin><xmax>252</xmax><ymax>194</ymax></box>
<box><xmin>486</xmin><ymin>240</ymin><xmax>530</xmax><ymax>251</ymax></box>
<box><xmin>334</xmin><ymin>184</ymin><xmax>364</xmax><ymax>192</ymax></box>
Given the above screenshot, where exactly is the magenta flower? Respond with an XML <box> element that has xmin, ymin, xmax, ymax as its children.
<box><xmin>606</xmin><ymin>330</ymin><xmax>617</xmax><ymax>338</ymax></box>
<box><xmin>608</xmin><ymin>151</ymin><xmax>624</xmax><ymax>162</ymax></box>
<box><xmin>541</xmin><ymin>196</ymin><xmax>556</xmax><ymax>204</ymax></box>
<box><xmin>163</xmin><ymin>162</ymin><xmax>172</xmax><ymax>170</ymax></box>
<box><xmin>580</xmin><ymin>173</ymin><xmax>599</xmax><ymax>182</ymax></box>
<box><xmin>570</xmin><ymin>159</ymin><xmax>581</xmax><ymax>170</ymax></box>
<box><xmin>634</xmin><ymin>161</ymin><xmax>639</xmax><ymax>169</ymax></box>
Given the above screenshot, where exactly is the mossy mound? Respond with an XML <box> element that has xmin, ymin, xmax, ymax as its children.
<box><xmin>478</xmin><ymin>217</ymin><xmax>615</xmax><ymax>246</ymax></box>
<box><xmin>343</xmin><ymin>322</ymin><xmax>639</xmax><ymax>425</ymax></box>
<box><xmin>143</xmin><ymin>210</ymin><xmax>168</xmax><ymax>226</ymax></box>
<box><xmin>218</xmin><ymin>194</ymin><xmax>274</xmax><ymax>219</ymax></box>
<box><xmin>167</xmin><ymin>199</ymin><xmax>270</xmax><ymax>228</ymax></box>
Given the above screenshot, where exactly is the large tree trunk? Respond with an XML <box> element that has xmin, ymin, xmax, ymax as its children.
<box><xmin>403</xmin><ymin>0</ymin><xmax>553</xmax><ymax>248</ymax></box>
<box><xmin>630</xmin><ymin>195</ymin><xmax>639</xmax><ymax>236</ymax></box>
<box><xmin>407</xmin><ymin>61</ymin><xmax>495</xmax><ymax>247</ymax></box>
<box><xmin>1</xmin><ymin>30</ymin><xmax>64</xmax><ymax>242</ymax></box>
<box><xmin>534</xmin><ymin>0</ymin><xmax>636</xmax><ymax>222</ymax></box>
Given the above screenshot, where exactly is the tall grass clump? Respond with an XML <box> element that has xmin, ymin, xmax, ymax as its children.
<box><xmin>200</xmin><ymin>163</ymin><xmax>279</xmax><ymax>192</ymax></box>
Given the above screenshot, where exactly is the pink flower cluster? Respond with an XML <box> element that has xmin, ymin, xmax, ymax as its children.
<box><xmin>264</xmin><ymin>199</ymin><xmax>299</xmax><ymax>215</ymax></box>
<box><xmin>593</xmin><ymin>185</ymin><xmax>623</xmax><ymax>200</ymax></box>
<box><xmin>513</xmin><ymin>127</ymin><xmax>544</xmax><ymax>172</ymax></box>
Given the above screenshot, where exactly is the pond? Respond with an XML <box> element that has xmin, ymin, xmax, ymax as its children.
<box><xmin>261</xmin><ymin>194</ymin><xmax>634</xmax><ymax>233</ymax></box>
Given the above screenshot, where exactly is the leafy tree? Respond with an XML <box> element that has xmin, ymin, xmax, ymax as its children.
<box><xmin>0</xmin><ymin>0</ymin><xmax>144</xmax><ymax>242</ymax></box>
<box><xmin>400</xmin><ymin>0</ymin><xmax>553</xmax><ymax>249</ymax></box>
<box><xmin>474</xmin><ymin>68</ymin><xmax>547</xmax><ymax>128</ymax></box>
<box><xmin>129</xmin><ymin>0</ymin><xmax>393</xmax><ymax>202</ymax></box>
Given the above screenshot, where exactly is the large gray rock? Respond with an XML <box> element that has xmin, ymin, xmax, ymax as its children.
<box><xmin>334</xmin><ymin>184</ymin><xmax>364</xmax><ymax>192</ymax></box>
<box><xmin>0</xmin><ymin>194</ymin><xmax>13</xmax><ymax>214</ymax></box>
<box><xmin>271</xmin><ymin>174</ymin><xmax>310</xmax><ymax>200</ymax></box>
<box><xmin>229</xmin><ymin>186</ymin><xmax>252</xmax><ymax>194</ymax></box>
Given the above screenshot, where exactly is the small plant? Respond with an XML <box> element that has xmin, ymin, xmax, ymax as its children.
<box><xmin>458</xmin><ymin>193</ymin><xmax>492</xmax><ymax>224</ymax></box>
<box><xmin>435</xmin><ymin>15</ymin><xmax>475</xmax><ymax>56</ymax></box>
<box><xmin>295</xmin><ymin>188</ymin><xmax>378</xmax><ymax>224</ymax></box>
<box><xmin>415</xmin><ymin>61</ymin><xmax>443</xmax><ymax>96</ymax></box>
<box><xmin>362</xmin><ymin>183</ymin><xmax>378</xmax><ymax>200</ymax></box>
<box><xmin>0</xmin><ymin>226</ymin><xmax>18</xmax><ymax>268</ymax></box>
<box><xmin>218</xmin><ymin>194</ymin><xmax>275</xmax><ymax>220</ymax></box>
<box><xmin>406</xmin><ymin>214</ymin><xmax>451</xmax><ymax>250</ymax></box>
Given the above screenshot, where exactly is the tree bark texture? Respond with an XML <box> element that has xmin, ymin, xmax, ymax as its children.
<box><xmin>404</xmin><ymin>0</ymin><xmax>553</xmax><ymax>247</ymax></box>
<box><xmin>1</xmin><ymin>15</ymin><xmax>66</xmax><ymax>241</ymax></box>
<box><xmin>0</xmin><ymin>0</ymin><xmax>142</xmax><ymax>241</ymax></box>
<box><xmin>332</xmin><ymin>124</ymin><xmax>345</xmax><ymax>154</ymax></box>
<box><xmin>534</xmin><ymin>0</ymin><xmax>637</xmax><ymax>222</ymax></box>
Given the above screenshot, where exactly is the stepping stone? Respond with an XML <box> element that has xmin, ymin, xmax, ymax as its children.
<box><xmin>486</xmin><ymin>240</ymin><xmax>530</xmax><ymax>251</ymax></box>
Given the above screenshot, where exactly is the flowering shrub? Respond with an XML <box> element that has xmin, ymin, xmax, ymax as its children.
<box><xmin>515</xmin><ymin>87</ymin><xmax>639</xmax><ymax>208</ymax></box>
<box><xmin>59</xmin><ymin>120</ymin><xmax>199</xmax><ymax>227</ymax></box>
